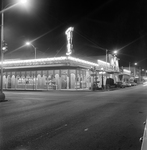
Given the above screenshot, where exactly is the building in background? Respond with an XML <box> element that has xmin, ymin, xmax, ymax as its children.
<box><xmin>123</xmin><ymin>67</ymin><xmax>142</xmax><ymax>83</ymax></box>
<box><xmin>119</xmin><ymin>67</ymin><xmax>131</xmax><ymax>82</ymax></box>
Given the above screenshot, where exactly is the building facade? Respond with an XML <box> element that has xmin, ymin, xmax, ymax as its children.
<box><xmin>0</xmin><ymin>56</ymin><xmax>121</xmax><ymax>90</ymax></box>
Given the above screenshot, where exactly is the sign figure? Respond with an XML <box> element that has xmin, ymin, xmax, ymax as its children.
<box><xmin>65</xmin><ymin>27</ymin><xmax>74</xmax><ymax>56</ymax></box>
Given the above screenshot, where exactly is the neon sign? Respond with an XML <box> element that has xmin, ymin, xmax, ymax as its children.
<box><xmin>65</xmin><ymin>27</ymin><xmax>74</xmax><ymax>56</ymax></box>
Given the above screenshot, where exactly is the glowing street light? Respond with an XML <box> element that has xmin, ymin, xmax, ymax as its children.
<box><xmin>25</xmin><ymin>42</ymin><xmax>37</xmax><ymax>59</ymax></box>
<box><xmin>21</xmin><ymin>0</ymin><xmax>28</xmax><ymax>4</ymax></box>
<box><xmin>134</xmin><ymin>62</ymin><xmax>137</xmax><ymax>66</ymax></box>
<box><xmin>113</xmin><ymin>50</ymin><xmax>118</xmax><ymax>55</ymax></box>
<box><xmin>0</xmin><ymin>0</ymin><xmax>27</xmax><ymax>101</ymax></box>
<box><xmin>26</xmin><ymin>42</ymin><xmax>31</xmax><ymax>45</ymax></box>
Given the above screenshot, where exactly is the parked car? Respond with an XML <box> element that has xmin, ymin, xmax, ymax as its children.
<box><xmin>125</xmin><ymin>82</ymin><xmax>131</xmax><ymax>87</ymax></box>
<box><xmin>116</xmin><ymin>82</ymin><xmax>126</xmax><ymax>88</ymax></box>
<box><xmin>130</xmin><ymin>82</ymin><xmax>137</xmax><ymax>86</ymax></box>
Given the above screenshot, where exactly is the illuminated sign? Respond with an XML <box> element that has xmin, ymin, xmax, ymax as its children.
<box><xmin>65</xmin><ymin>27</ymin><xmax>74</xmax><ymax>56</ymax></box>
<box><xmin>123</xmin><ymin>69</ymin><xmax>131</xmax><ymax>75</ymax></box>
<box><xmin>108</xmin><ymin>54</ymin><xmax>119</xmax><ymax>72</ymax></box>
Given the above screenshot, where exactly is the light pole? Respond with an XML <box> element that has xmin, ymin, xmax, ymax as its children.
<box><xmin>134</xmin><ymin>62</ymin><xmax>137</xmax><ymax>77</ymax></box>
<box><xmin>0</xmin><ymin>1</ymin><xmax>5</xmax><ymax>100</ymax></box>
<box><xmin>106</xmin><ymin>49</ymin><xmax>108</xmax><ymax>70</ymax></box>
<box><xmin>134</xmin><ymin>62</ymin><xmax>139</xmax><ymax>83</ymax></box>
<box><xmin>0</xmin><ymin>0</ymin><xmax>27</xmax><ymax>101</ymax></box>
<box><xmin>26</xmin><ymin>42</ymin><xmax>37</xmax><ymax>59</ymax></box>
<box><xmin>100</xmin><ymin>68</ymin><xmax>105</xmax><ymax>89</ymax></box>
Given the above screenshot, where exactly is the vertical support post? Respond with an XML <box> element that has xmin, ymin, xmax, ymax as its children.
<box><xmin>34</xmin><ymin>71</ymin><xmax>37</xmax><ymax>90</ymax></box>
<box><xmin>1</xmin><ymin>12</ymin><xmax>4</xmax><ymax>93</ymax></box>
<box><xmin>75</xmin><ymin>69</ymin><xmax>77</xmax><ymax>90</ymax></box>
<box><xmin>0</xmin><ymin>5</ymin><xmax>5</xmax><ymax>100</ymax></box>
<box><xmin>106</xmin><ymin>49</ymin><xmax>108</xmax><ymax>70</ymax></box>
<box><xmin>102</xmin><ymin>73</ymin><xmax>104</xmax><ymax>89</ymax></box>
<box><xmin>35</xmin><ymin>47</ymin><xmax>36</xmax><ymax>59</ymax></box>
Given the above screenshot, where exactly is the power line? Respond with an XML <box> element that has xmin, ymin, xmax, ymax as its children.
<box><xmin>75</xmin><ymin>30</ymin><xmax>106</xmax><ymax>51</ymax></box>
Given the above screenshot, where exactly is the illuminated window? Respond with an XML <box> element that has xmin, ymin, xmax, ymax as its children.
<box><xmin>18</xmin><ymin>77</ymin><xmax>25</xmax><ymax>85</ymax></box>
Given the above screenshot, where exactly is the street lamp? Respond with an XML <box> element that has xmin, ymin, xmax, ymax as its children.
<box><xmin>25</xmin><ymin>42</ymin><xmax>37</xmax><ymax>59</ymax></box>
<box><xmin>113</xmin><ymin>50</ymin><xmax>118</xmax><ymax>56</ymax></box>
<box><xmin>99</xmin><ymin>68</ymin><xmax>106</xmax><ymax>89</ymax></box>
<box><xmin>0</xmin><ymin>0</ymin><xmax>27</xmax><ymax>101</ymax></box>
<box><xmin>106</xmin><ymin>49</ymin><xmax>108</xmax><ymax>70</ymax></box>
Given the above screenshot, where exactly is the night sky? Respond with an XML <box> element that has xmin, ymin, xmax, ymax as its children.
<box><xmin>2</xmin><ymin>0</ymin><xmax>147</xmax><ymax>69</ymax></box>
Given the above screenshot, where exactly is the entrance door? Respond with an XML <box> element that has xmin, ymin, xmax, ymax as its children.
<box><xmin>70</xmin><ymin>73</ymin><xmax>75</xmax><ymax>89</ymax></box>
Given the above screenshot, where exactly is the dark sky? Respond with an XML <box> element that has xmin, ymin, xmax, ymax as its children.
<box><xmin>2</xmin><ymin>0</ymin><xmax>147</xmax><ymax>69</ymax></box>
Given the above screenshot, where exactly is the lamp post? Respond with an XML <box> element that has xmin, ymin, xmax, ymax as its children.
<box><xmin>26</xmin><ymin>42</ymin><xmax>37</xmax><ymax>59</ymax></box>
<box><xmin>0</xmin><ymin>0</ymin><xmax>27</xmax><ymax>101</ymax></box>
<box><xmin>106</xmin><ymin>49</ymin><xmax>108</xmax><ymax>70</ymax></box>
<box><xmin>0</xmin><ymin>2</ymin><xmax>5</xmax><ymax>100</ymax></box>
<box><xmin>134</xmin><ymin>62</ymin><xmax>137</xmax><ymax>77</ymax></box>
<box><xmin>100</xmin><ymin>68</ymin><xmax>105</xmax><ymax>89</ymax></box>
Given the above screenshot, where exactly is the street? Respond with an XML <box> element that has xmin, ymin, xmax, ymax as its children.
<box><xmin>1</xmin><ymin>85</ymin><xmax>147</xmax><ymax>150</ymax></box>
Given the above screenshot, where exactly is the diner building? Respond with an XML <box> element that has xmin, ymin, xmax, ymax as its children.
<box><xmin>1</xmin><ymin>55</ymin><xmax>120</xmax><ymax>90</ymax></box>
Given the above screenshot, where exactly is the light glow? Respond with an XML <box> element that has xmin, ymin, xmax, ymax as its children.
<box><xmin>134</xmin><ymin>63</ymin><xmax>137</xmax><ymax>65</ymax></box>
<box><xmin>1</xmin><ymin>56</ymin><xmax>99</xmax><ymax>68</ymax></box>
<box><xmin>20</xmin><ymin>0</ymin><xmax>27</xmax><ymax>4</ymax></box>
<box><xmin>3</xmin><ymin>57</ymin><xmax>67</xmax><ymax>65</ymax></box>
<box><xmin>68</xmin><ymin>56</ymin><xmax>99</xmax><ymax>67</ymax></box>
<box><xmin>2</xmin><ymin>47</ymin><xmax>6</xmax><ymax>51</ymax></box>
<box><xmin>26</xmin><ymin>42</ymin><xmax>31</xmax><ymax>45</ymax></box>
<box><xmin>99</xmin><ymin>71</ymin><xmax>106</xmax><ymax>74</ymax></box>
<box><xmin>98</xmin><ymin>60</ymin><xmax>110</xmax><ymax>65</ymax></box>
<box><xmin>123</xmin><ymin>69</ymin><xmax>131</xmax><ymax>73</ymax></box>
<box><xmin>114</xmin><ymin>50</ymin><xmax>117</xmax><ymax>54</ymax></box>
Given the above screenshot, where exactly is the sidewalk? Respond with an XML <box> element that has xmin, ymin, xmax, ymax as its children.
<box><xmin>3</xmin><ymin>87</ymin><xmax>119</xmax><ymax>92</ymax></box>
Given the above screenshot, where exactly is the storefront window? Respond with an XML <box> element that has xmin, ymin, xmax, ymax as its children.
<box><xmin>48</xmin><ymin>75</ymin><xmax>56</xmax><ymax>86</ymax></box>
<box><xmin>17</xmin><ymin>77</ymin><xmax>25</xmax><ymax>85</ymax></box>
<box><xmin>25</xmin><ymin>77</ymin><xmax>34</xmax><ymax>85</ymax></box>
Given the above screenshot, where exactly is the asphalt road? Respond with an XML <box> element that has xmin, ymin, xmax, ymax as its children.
<box><xmin>1</xmin><ymin>84</ymin><xmax>147</xmax><ymax>150</ymax></box>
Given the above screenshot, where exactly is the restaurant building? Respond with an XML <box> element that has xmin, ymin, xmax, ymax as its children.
<box><xmin>1</xmin><ymin>54</ymin><xmax>120</xmax><ymax>90</ymax></box>
<box><xmin>1</xmin><ymin>27</ymin><xmax>124</xmax><ymax>90</ymax></box>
